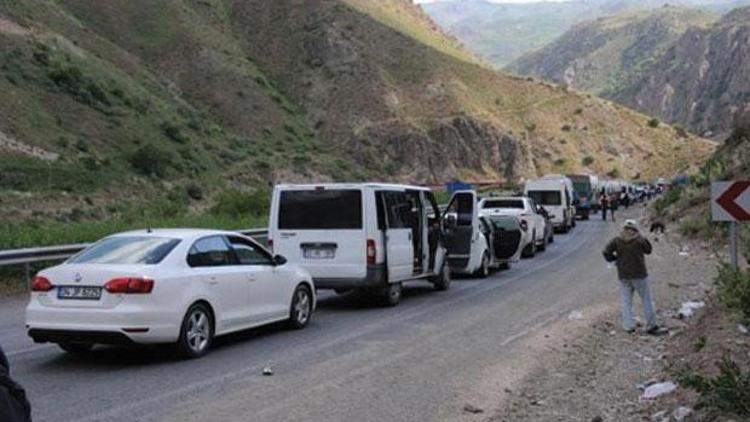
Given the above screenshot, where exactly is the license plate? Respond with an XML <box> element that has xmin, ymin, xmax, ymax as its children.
<box><xmin>57</xmin><ymin>286</ymin><xmax>102</xmax><ymax>300</ymax></box>
<box><xmin>304</xmin><ymin>248</ymin><xmax>335</xmax><ymax>259</ymax></box>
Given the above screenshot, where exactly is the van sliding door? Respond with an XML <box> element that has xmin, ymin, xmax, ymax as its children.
<box><xmin>381</xmin><ymin>191</ymin><xmax>415</xmax><ymax>282</ymax></box>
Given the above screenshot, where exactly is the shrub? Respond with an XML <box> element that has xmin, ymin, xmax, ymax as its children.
<box><xmin>561</xmin><ymin>124</ymin><xmax>572</xmax><ymax>132</ymax></box>
<box><xmin>129</xmin><ymin>144</ymin><xmax>172</xmax><ymax>178</ymax></box>
<box><xmin>715</xmin><ymin>264</ymin><xmax>750</xmax><ymax>323</ymax></box>
<box><xmin>607</xmin><ymin>167</ymin><xmax>622</xmax><ymax>179</ymax></box>
<box><xmin>582</xmin><ymin>156</ymin><xmax>595</xmax><ymax>166</ymax></box>
<box><xmin>674</xmin><ymin>125</ymin><xmax>689</xmax><ymax>138</ymax></box>
<box><xmin>679</xmin><ymin>354</ymin><xmax>750</xmax><ymax>416</ymax></box>
<box><xmin>653</xmin><ymin>186</ymin><xmax>683</xmax><ymax>215</ymax></box>
<box><xmin>679</xmin><ymin>215</ymin><xmax>711</xmax><ymax>237</ymax></box>
<box><xmin>161</xmin><ymin>122</ymin><xmax>190</xmax><ymax>144</ymax></box>
<box><xmin>185</xmin><ymin>183</ymin><xmax>204</xmax><ymax>201</ymax></box>
<box><xmin>554</xmin><ymin>158</ymin><xmax>567</xmax><ymax>167</ymax></box>
<box><xmin>574</xmin><ymin>108</ymin><xmax>583</xmax><ymax>115</ymax></box>
<box><xmin>211</xmin><ymin>188</ymin><xmax>270</xmax><ymax>217</ymax></box>
<box><xmin>647</xmin><ymin>118</ymin><xmax>660</xmax><ymax>128</ymax></box>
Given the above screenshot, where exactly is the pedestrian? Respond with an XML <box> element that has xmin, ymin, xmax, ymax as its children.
<box><xmin>0</xmin><ymin>344</ymin><xmax>32</xmax><ymax>422</ymax></box>
<box><xmin>600</xmin><ymin>195</ymin><xmax>609</xmax><ymax>221</ymax></box>
<box><xmin>603</xmin><ymin>220</ymin><xmax>659</xmax><ymax>334</ymax></box>
<box><xmin>609</xmin><ymin>195</ymin><xmax>617</xmax><ymax>222</ymax></box>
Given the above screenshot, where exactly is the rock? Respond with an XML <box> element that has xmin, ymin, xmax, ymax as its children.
<box><xmin>672</xmin><ymin>407</ymin><xmax>693</xmax><ymax>421</ymax></box>
<box><xmin>262</xmin><ymin>367</ymin><xmax>274</xmax><ymax>376</ymax></box>
<box><xmin>463</xmin><ymin>404</ymin><xmax>484</xmax><ymax>414</ymax></box>
<box><xmin>568</xmin><ymin>310</ymin><xmax>584</xmax><ymax>320</ymax></box>
<box><xmin>739</xmin><ymin>324</ymin><xmax>749</xmax><ymax>335</ymax></box>
<box><xmin>642</xmin><ymin>382</ymin><xmax>677</xmax><ymax>399</ymax></box>
<box><xmin>651</xmin><ymin>410</ymin><xmax>668</xmax><ymax>421</ymax></box>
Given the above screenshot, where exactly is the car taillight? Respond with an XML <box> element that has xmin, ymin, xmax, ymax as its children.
<box><xmin>519</xmin><ymin>219</ymin><xmax>528</xmax><ymax>232</ymax></box>
<box><xmin>267</xmin><ymin>238</ymin><xmax>274</xmax><ymax>252</ymax></box>
<box><xmin>31</xmin><ymin>276</ymin><xmax>53</xmax><ymax>292</ymax></box>
<box><xmin>367</xmin><ymin>239</ymin><xmax>376</xmax><ymax>266</ymax></box>
<box><xmin>104</xmin><ymin>278</ymin><xmax>154</xmax><ymax>294</ymax></box>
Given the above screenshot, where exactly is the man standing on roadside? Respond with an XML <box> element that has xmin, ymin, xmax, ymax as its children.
<box><xmin>0</xmin><ymin>344</ymin><xmax>31</xmax><ymax>422</ymax></box>
<box><xmin>603</xmin><ymin>220</ymin><xmax>658</xmax><ymax>334</ymax></box>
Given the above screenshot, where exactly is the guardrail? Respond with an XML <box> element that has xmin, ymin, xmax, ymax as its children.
<box><xmin>0</xmin><ymin>228</ymin><xmax>269</xmax><ymax>285</ymax></box>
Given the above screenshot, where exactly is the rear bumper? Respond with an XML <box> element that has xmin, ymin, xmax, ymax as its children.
<box><xmin>313</xmin><ymin>265</ymin><xmax>387</xmax><ymax>289</ymax></box>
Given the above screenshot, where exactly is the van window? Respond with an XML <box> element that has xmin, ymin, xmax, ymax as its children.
<box><xmin>279</xmin><ymin>190</ymin><xmax>362</xmax><ymax>229</ymax></box>
<box><xmin>527</xmin><ymin>190</ymin><xmax>562</xmax><ymax>206</ymax></box>
<box><xmin>383</xmin><ymin>191</ymin><xmax>413</xmax><ymax>229</ymax></box>
<box><xmin>482</xmin><ymin>199</ymin><xmax>524</xmax><ymax>209</ymax></box>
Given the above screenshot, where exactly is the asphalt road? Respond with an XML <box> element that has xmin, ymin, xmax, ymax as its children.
<box><xmin>1</xmin><ymin>215</ymin><xmax>627</xmax><ymax>422</ymax></box>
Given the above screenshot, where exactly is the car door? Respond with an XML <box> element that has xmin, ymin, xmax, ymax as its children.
<box><xmin>443</xmin><ymin>190</ymin><xmax>478</xmax><ymax>270</ymax></box>
<box><xmin>380</xmin><ymin>191</ymin><xmax>414</xmax><ymax>282</ymax></box>
<box><xmin>187</xmin><ymin>236</ymin><xmax>250</xmax><ymax>330</ymax></box>
<box><xmin>227</xmin><ymin>236</ymin><xmax>289</xmax><ymax>324</ymax></box>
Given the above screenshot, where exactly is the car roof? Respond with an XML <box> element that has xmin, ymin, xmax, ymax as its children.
<box><xmin>274</xmin><ymin>183</ymin><xmax>432</xmax><ymax>192</ymax></box>
<box><xmin>112</xmin><ymin>228</ymin><xmax>244</xmax><ymax>240</ymax></box>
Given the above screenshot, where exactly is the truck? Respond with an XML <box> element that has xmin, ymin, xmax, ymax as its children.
<box><xmin>567</xmin><ymin>174</ymin><xmax>599</xmax><ymax>219</ymax></box>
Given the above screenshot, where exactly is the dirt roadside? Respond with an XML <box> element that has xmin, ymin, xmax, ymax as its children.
<box><xmin>460</xmin><ymin>209</ymin><xmax>746</xmax><ymax>422</ymax></box>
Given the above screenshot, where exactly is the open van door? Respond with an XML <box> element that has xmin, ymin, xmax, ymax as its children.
<box><xmin>443</xmin><ymin>190</ymin><xmax>478</xmax><ymax>270</ymax></box>
<box><xmin>380</xmin><ymin>191</ymin><xmax>415</xmax><ymax>282</ymax></box>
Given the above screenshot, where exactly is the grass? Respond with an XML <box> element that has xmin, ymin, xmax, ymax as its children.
<box><xmin>715</xmin><ymin>264</ymin><xmax>750</xmax><ymax>324</ymax></box>
<box><xmin>679</xmin><ymin>354</ymin><xmax>750</xmax><ymax>416</ymax></box>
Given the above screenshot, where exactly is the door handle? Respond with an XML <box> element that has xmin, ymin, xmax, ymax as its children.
<box><xmin>208</xmin><ymin>277</ymin><xmax>219</xmax><ymax>286</ymax></box>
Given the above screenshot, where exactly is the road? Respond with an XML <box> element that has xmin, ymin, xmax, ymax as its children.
<box><xmin>1</xmin><ymin>215</ymin><xmax>627</xmax><ymax>422</ymax></box>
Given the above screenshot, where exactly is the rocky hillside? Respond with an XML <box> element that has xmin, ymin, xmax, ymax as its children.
<box><xmin>614</xmin><ymin>7</ymin><xmax>750</xmax><ymax>139</ymax></box>
<box><xmin>0</xmin><ymin>0</ymin><xmax>714</xmax><ymax>225</ymax></box>
<box><xmin>506</xmin><ymin>7</ymin><xmax>718</xmax><ymax>97</ymax></box>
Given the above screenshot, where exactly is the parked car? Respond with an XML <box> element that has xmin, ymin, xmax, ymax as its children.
<box><xmin>478</xmin><ymin>196</ymin><xmax>547</xmax><ymax>258</ymax></box>
<box><xmin>481</xmin><ymin>215</ymin><xmax>524</xmax><ymax>270</ymax></box>
<box><xmin>525</xmin><ymin>175</ymin><xmax>576</xmax><ymax>233</ymax></box>
<box><xmin>442</xmin><ymin>190</ymin><xmax>493</xmax><ymax>277</ymax></box>
<box><xmin>269</xmin><ymin>183</ymin><xmax>450</xmax><ymax>306</ymax></box>
<box><xmin>26</xmin><ymin>229</ymin><xmax>315</xmax><ymax>359</ymax></box>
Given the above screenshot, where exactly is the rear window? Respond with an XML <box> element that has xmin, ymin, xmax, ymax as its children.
<box><xmin>527</xmin><ymin>190</ymin><xmax>562</xmax><ymax>206</ymax></box>
<box><xmin>69</xmin><ymin>236</ymin><xmax>180</xmax><ymax>265</ymax></box>
<box><xmin>489</xmin><ymin>216</ymin><xmax>520</xmax><ymax>231</ymax></box>
<box><xmin>482</xmin><ymin>199</ymin><xmax>524</xmax><ymax>209</ymax></box>
<box><xmin>279</xmin><ymin>189</ymin><xmax>363</xmax><ymax>230</ymax></box>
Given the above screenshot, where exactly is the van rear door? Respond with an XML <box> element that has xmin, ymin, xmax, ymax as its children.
<box><xmin>274</xmin><ymin>188</ymin><xmax>366</xmax><ymax>280</ymax></box>
<box><xmin>380</xmin><ymin>191</ymin><xmax>415</xmax><ymax>282</ymax></box>
<box><xmin>444</xmin><ymin>191</ymin><xmax>478</xmax><ymax>269</ymax></box>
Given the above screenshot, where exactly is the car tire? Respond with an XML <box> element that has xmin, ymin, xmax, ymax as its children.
<box><xmin>432</xmin><ymin>263</ymin><xmax>451</xmax><ymax>291</ymax></box>
<box><xmin>176</xmin><ymin>303</ymin><xmax>214</xmax><ymax>359</ymax></box>
<box><xmin>58</xmin><ymin>342</ymin><xmax>94</xmax><ymax>354</ymax></box>
<box><xmin>475</xmin><ymin>251</ymin><xmax>490</xmax><ymax>278</ymax></box>
<box><xmin>381</xmin><ymin>282</ymin><xmax>403</xmax><ymax>306</ymax></box>
<box><xmin>538</xmin><ymin>235</ymin><xmax>547</xmax><ymax>252</ymax></box>
<box><xmin>522</xmin><ymin>240</ymin><xmax>536</xmax><ymax>258</ymax></box>
<box><xmin>288</xmin><ymin>284</ymin><xmax>313</xmax><ymax>329</ymax></box>
<box><xmin>572</xmin><ymin>218</ymin><xmax>577</xmax><ymax>228</ymax></box>
<box><xmin>549</xmin><ymin>232</ymin><xmax>555</xmax><ymax>243</ymax></box>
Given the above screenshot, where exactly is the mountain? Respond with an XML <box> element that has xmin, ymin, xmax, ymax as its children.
<box><xmin>506</xmin><ymin>7</ymin><xmax>718</xmax><ymax>97</ymax></box>
<box><xmin>613</xmin><ymin>6</ymin><xmax>750</xmax><ymax>138</ymax></box>
<box><xmin>0</xmin><ymin>0</ymin><xmax>714</xmax><ymax>228</ymax></box>
<box><xmin>421</xmin><ymin>0</ymin><xmax>750</xmax><ymax>67</ymax></box>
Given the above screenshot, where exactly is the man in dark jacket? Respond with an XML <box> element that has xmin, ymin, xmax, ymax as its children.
<box><xmin>603</xmin><ymin>220</ymin><xmax>657</xmax><ymax>333</ymax></box>
<box><xmin>0</xmin><ymin>344</ymin><xmax>32</xmax><ymax>422</ymax></box>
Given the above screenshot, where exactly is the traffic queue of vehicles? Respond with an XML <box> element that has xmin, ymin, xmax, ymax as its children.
<box><xmin>25</xmin><ymin>175</ymin><xmax>618</xmax><ymax>358</ymax></box>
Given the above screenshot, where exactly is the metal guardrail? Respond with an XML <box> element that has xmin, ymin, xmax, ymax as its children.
<box><xmin>0</xmin><ymin>228</ymin><xmax>269</xmax><ymax>284</ymax></box>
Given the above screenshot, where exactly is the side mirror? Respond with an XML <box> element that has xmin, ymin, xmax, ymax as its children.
<box><xmin>273</xmin><ymin>255</ymin><xmax>287</xmax><ymax>266</ymax></box>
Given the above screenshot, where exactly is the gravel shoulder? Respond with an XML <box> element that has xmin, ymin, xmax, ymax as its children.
<box><xmin>484</xmin><ymin>211</ymin><xmax>743</xmax><ymax>422</ymax></box>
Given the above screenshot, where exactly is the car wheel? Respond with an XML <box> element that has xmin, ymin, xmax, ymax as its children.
<box><xmin>176</xmin><ymin>303</ymin><xmax>214</xmax><ymax>359</ymax></box>
<box><xmin>288</xmin><ymin>285</ymin><xmax>313</xmax><ymax>329</ymax></box>
<box><xmin>499</xmin><ymin>262</ymin><xmax>511</xmax><ymax>270</ymax></box>
<box><xmin>572</xmin><ymin>218</ymin><xmax>577</xmax><ymax>228</ymax></box>
<box><xmin>432</xmin><ymin>263</ymin><xmax>451</xmax><ymax>291</ymax></box>
<box><xmin>538</xmin><ymin>235</ymin><xmax>547</xmax><ymax>252</ymax></box>
<box><xmin>522</xmin><ymin>241</ymin><xmax>536</xmax><ymax>258</ymax></box>
<box><xmin>381</xmin><ymin>282</ymin><xmax>403</xmax><ymax>306</ymax></box>
<box><xmin>475</xmin><ymin>251</ymin><xmax>490</xmax><ymax>278</ymax></box>
<box><xmin>58</xmin><ymin>342</ymin><xmax>94</xmax><ymax>354</ymax></box>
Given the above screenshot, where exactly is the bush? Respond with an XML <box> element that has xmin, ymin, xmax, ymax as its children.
<box><xmin>715</xmin><ymin>264</ymin><xmax>750</xmax><ymax>323</ymax></box>
<box><xmin>679</xmin><ymin>215</ymin><xmax>711</xmax><ymax>237</ymax></box>
<box><xmin>582</xmin><ymin>156</ymin><xmax>595</xmax><ymax>166</ymax></box>
<box><xmin>129</xmin><ymin>144</ymin><xmax>172</xmax><ymax>178</ymax></box>
<box><xmin>648</xmin><ymin>118</ymin><xmax>660</xmax><ymax>128</ymax></box>
<box><xmin>561</xmin><ymin>124</ymin><xmax>572</xmax><ymax>132</ymax></box>
<box><xmin>679</xmin><ymin>354</ymin><xmax>750</xmax><ymax>416</ymax></box>
<box><xmin>161</xmin><ymin>122</ymin><xmax>190</xmax><ymax>144</ymax></box>
<box><xmin>607</xmin><ymin>167</ymin><xmax>622</xmax><ymax>179</ymax></box>
<box><xmin>186</xmin><ymin>183</ymin><xmax>204</xmax><ymax>201</ymax></box>
<box><xmin>653</xmin><ymin>186</ymin><xmax>683</xmax><ymax>215</ymax></box>
<box><xmin>211</xmin><ymin>188</ymin><xmax>270</xmax><ymax>217</ymax></box>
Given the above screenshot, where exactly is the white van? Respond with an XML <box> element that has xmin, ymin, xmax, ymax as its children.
<box><xmin>525</xmin><ymin>175</ymin><xmax>576</xmax><ymax>233</ymax></box>
<box><xmin>268</xmin><ymin>184</ymin><xmax>452</xmax><ymax>306</ymax></box>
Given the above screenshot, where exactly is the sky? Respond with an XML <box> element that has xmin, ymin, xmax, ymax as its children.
<box><xmin>414</xmin><ymin>0</ymin><xmax>573</xmax><ymax>3</ymax></box>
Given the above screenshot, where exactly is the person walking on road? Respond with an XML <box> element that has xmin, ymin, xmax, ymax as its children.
<box><xmin>603</xmin><ymin>220</ymin><xmax>658</xmax><ymax>334</ymax></box>
<box><xmin>600</xmin><ymin>195</ymin><xmax>609</xmax><ymax>221</ymax></box>
<box><xmin>0</xmin><ymin>345</ymin><xmax>32</xmax><ymax>422</ymax></box>
<box><xmin>609</xmin><ymin>194</ymin><xmax>617</xmax><ymax>222</ymax></box>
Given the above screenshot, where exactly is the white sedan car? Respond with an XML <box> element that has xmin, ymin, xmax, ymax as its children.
<box><xmin>26</xmin><ymin>229</ymin><xmax>315</xmax><ymax>358</ymax></box>
<box><xmin>478</xmin><ymin>196</ymin><xmax>549</xmax><ymax>258</ymax></box>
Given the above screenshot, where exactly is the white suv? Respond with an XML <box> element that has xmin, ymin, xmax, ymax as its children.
<box><xmin>478</xmin><ymin>196</ymin><xmax>549</xmax><ymax>258</ymax></box>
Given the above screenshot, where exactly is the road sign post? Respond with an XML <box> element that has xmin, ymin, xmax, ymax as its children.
<box><xmin>712</xmin><ymin>181</ymin><xmax>750</xmax><ymax>268</ymax></box>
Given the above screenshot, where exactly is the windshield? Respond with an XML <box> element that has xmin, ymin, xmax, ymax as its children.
<box><xmin>68</xmin><ymin>236</ymin><xmax>181</xmax><ymax>265</ymax></box>
<box><xmin>527</xmin><ymin>190</ymin><xmax>562</xmax><ymax>206</ymax></box>
<box><xmin>482</xmin><ymin>199</ymin><xmax>524</xmax><ymax>209</ymax></box>
<box><xmin>279</xmin><ymin>189</ymin><xmax>363</xmax><ymax>230</ymax></box>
